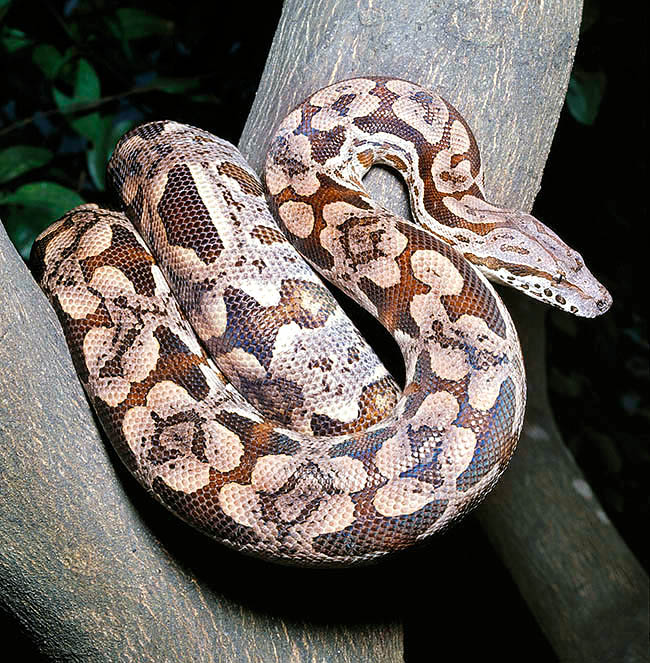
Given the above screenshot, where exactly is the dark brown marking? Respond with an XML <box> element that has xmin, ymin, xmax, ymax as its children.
<box><xmin>157</xmin><ymin>163</ymin><xmax>224</xmax><ymax>263</ymax></box>
<box><xmin>357</xmin><ymin>150</ymin><xmax>374</xmax><ymax>168</ymax></box>
<box><xmin>80</xmin><ymin>223</ymin><xmax>157</xmax><ymax>297</ymax></box>
<box><xmin>312</xmin><ymin>495</ymin><xmax>449</xmax><ymax>557</ymax></box>
<box><xmin>217</xmin><ymin>161</ymin><xmax>264</xmax><ymax>196</ymax></box>
<box><xmin>309</xmin><ymin>124</ymin><xmax>347</xmax><ymax>165</ymax></box>
<box><xmin>310</xmin><ymin>376</ymin><xmax>400</xmax><ymax>436</ymax></box>
<box><xmin>395</xmin><ymin>221</ymin><xmax>507</xmax><ymax>338</ymax></box>
<box><xmin>384</xmin><ymin>153</ymin><xmax>407</xmax><ymax>171</ymax></box>
<box><xmin>251</xmin><ymin>225</ymin><xmax>287</xmax><ymax>245</ymax></box>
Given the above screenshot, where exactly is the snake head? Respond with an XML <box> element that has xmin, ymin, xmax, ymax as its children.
<box><xmin>444</xmin><ymin>195</ymin><xmax>612</xmax><ymax>318</ymax></box>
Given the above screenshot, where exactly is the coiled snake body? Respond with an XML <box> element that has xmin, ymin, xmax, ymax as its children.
<box><xmin>31</xmin><ymin>77</ymin><xmax>611</xmax><ymax>566</ymax></box>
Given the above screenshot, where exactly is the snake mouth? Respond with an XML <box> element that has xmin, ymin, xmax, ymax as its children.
<box><xmin>462</xmin><ymin>251</ymin><xmax>612</xmax><ymax>318</ymax></box>
<box><xmin>584</xmin><ymin>285</ymin><xmax>613</xmax><ymax>318</ymax></box>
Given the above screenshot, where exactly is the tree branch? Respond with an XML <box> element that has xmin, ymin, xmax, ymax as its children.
<box><xmin>1</xmin><ymin>1</ymin><xmax>646</xmax><ymax>661</ymax></box>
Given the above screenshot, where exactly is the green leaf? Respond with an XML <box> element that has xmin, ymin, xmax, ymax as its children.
<box><xmin>1</xmin><ymin>25</ymin><xmax>33</xmax><ymax>52</ymax></box>
<box><xmin>3</xmin><ymin>207</ymin><xmax>51</xmax><ymax>259</ymax></box>
<box><xmin>0</xmin><ymin>146</ymin><xmax>53</xmax><ymax>184</ymax></box>
<box><xmin>85</xmin><ymin>115</ymin><xmax>113</xmax><ymax>190</ymax></box>
<box><xmin>0</xmin><ymin>182</ymin><xmax>85</xmax><ymax>259</ymax></box>
<box><xmin>0</xmin><ymin>181</ymin><xmax>85</xmax><ymax>216</ymax></box>
<box><xmin>72</xmin><ymin>112</ymin><xmax>103</xmax><ymax>144</ymax></box>
<box><xmin>75</xmin><ymin>58</ymin><xmax>101</xmax><ymax>101</ymax></box>
<box><xmin>53</xmin><ymin>58</ymin><xmax>101</xmax><ymax>111</ymax></box>
<box><xmin>32</xmin><ymin>43</ymin><xmax>64</xmax><ymax>79</ymax></box>
<box><xmin>115</xmin><ymin>8</ymin><xmax>173</xmax><ymax>40</ymax></box>
<box><xmin>566</xmin><ymin>70</ymin><xmax>606</xmax><ymax>125</ymax></box>
<box><xmin>87</xmin><ymin>116</ymin><xmax>138</xmax><ymax>190</ymax></box>
<box><xmin>0</xmin><ymin>0</ymin><xmax>13</xmax><ymax>22</ymax></box>
<box><xmin>52</xmin><ymin>86</ymin><xmax>73</xmax><ymax>111</ymax></box>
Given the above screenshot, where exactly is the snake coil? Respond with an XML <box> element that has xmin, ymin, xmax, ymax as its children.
<box><xmin>31</xmin><ymin>77</ymin><xmax>611</xmax><ymax>565</ymax></box>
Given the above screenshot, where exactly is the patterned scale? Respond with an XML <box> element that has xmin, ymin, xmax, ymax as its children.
<box><xmin>30</xmin><ymin>77</ymin><xmax>610</xmax><ymax>565</ymax></box>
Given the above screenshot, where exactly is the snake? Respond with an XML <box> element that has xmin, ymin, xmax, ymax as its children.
<box><xmin>30</xmin><ymin>77</ymin><xmax>612</xmax><ymax>566</ymax></box>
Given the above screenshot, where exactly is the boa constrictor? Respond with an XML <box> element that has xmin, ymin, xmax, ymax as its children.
<box><xmin>30</xmin><ymin>77</ymin><xmax>611</xmax><ymax>566</ymax></box>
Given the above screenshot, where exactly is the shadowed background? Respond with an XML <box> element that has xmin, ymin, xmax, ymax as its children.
<box><xmin>0</xmin><ymin>1</ymin><xmax>646</xmax><ymax>660</ymax></box>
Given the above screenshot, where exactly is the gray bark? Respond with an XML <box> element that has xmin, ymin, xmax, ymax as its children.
<box><xmin>1</xmin><ymin>1</ymin><xmax>646</xmax><ymax>661</ymax></box>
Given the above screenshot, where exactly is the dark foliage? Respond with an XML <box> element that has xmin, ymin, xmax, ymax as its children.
<box><xmin>1</xmin><ymin>1</ymin><xmax>646</xmax><ymax>660</ymax></box>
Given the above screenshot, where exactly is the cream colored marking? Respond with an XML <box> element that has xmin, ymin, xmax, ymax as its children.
<box><xmin>443</xmin><ymin>194</ymin><xmax>503</xmax><ymax>225</ymax></box>
<box><xmin>89</xmin><ymin>265</ymin><xmax>136</xmax><ymax>297</ymax></box>
<box><xmin>319</xmin><ymin>456</ymin><xmax>369</xmax><ymax>492</ymax></box>
<box><xmin>219</xmin><ymin>483</ymin><xmax>263</xmax><ymax>529</ymax></box>
<box><xmin>192</xmin><ymin>290</ymin><xmax>228</xmax><ymax>339</ymax></box>
<box><xmin>310</xmin><ymin>108</ymin><xmax>349</xmax><ymax>132</ymax></box>
<box><xmin>295</xmin><ymin>494</ymin><xmax>357</xmax><ymax>535</ymax></box>
<box><xmin>76</xmin><ymin>221</ymin><xmax>113</xmax><ymax>259</ymax></box>
<box><xmin>144</xmin><ymin>380</ymin><xmax>197</xmax><ymax>416</ymax></box>
<box><xmin>56</xmin><ymin>279</ymin><xmax>101</xmax><ymax>319</ymax></box>
<box><xmin>449</xmin><ymin>119</ymin><xmax>471</xmax><ymax>154</ymax></box>
<box><xmin>271</xmin><ymin>320</ymin><xmax>303</xmax><ymax>356</ymax></box>
<box><xmin>373</xmin><ymin>477</ymin><xmax>436</xmax><ymax>517</ymax></box>
<box><xmin>202</xmin><ymin>420</ymin><xmax>245</xmax><ymax>472</ymax></box>
<box><xmin>428</xmin><ymin>344</ymin><xmax>470</xmax><ymax>382</ymax></box>
<box><xmin>83</xmin><ymin>326</ymin><xmax>116</xmax><ymax>370</ymax></box>
<box><xmin>310</xmin><ymin>77</ymin><xmax>376</xmax><ymax>106</ymax></box>
<box><xmin>219</xmin><ymin>347</ymin><xmax>267</xmax><ymax>381</ymax></box>
<box><xmin>238</xmin><ymin>279</ymin><xmax>282</xmax><ymax>307</ymax></box>
<box><xmin>266</xmin><ymin>134</ymin><xmax>320</xmax><ymax>196</ymax></box>
<box><xmin>432</xmin><ymin>150</ymin><xmax>474</xmax><ymax>195</ymax></box>
<box><xmin>467</xmin><ymin>368</ymin><xmax>507</xmax><ymax>412</ymax></box>
<box><xmin>251</xmin><ymin>454</ymin><xmax>297</xmax><ymax>492</ymax></box>
<box><xmin>122</xmin><ymin>405</ymin><xmax>155</xmax><ymax>455</ymax></box>
<box><xmin>375</xmin><ymin>431</ymin><xmax>416</xmax><ymax>478</ymax></box>
<box><xmin>455</xmin><ymin>305</ymin><xmax>504</xmax><ymax>346</ymax></box>
<box><xmin>278</xmin><ymin>200</ymin><xmax>316</xmax><ymax>239</ymax></box>
<box><xmin>94</xmin><ymin>376</ymin><xmax>131</xmax><ymax>408</ymax></box>
<box><xmin>443</xmin><ymin>425</ymin><xmax>478</xmax><ymax>477</ymax></box>
<box><xmin>300</xmin><ymin>289</ymin><xmax>323</xmax><ymax>316</ymax></box>
<box><xmin>312</xmin><ymin>394</ymin><xmax>361</xmax><ymax>424</ymax></box>
<box><xmin>419</xmin><ymin>391</ymin><xmax>460</xmax><ymax>428</ymax></box>
<box><xmin>160</xmin><ymin>241</ymin><xmax>215</xmax><ymax>282</ymax></box>
<box><xmin>387</xmin><ymin>81</ymin><xmax>448</xmax><ymax>145</ymax></box>
<box><xmin>158</xmin><ymin>454</ymin><xmax>211</xmax><ymax>493</ymax></box>
<box><xmin>263</xmin><ymin>161</ymin><xmax>287</xmax><ymax>197</ymax></box>
<box><xmin>364</xmin><ymin>256</ymin><xmax>401</xmax><ymax>288</ymax></box>
<box><xmin>410</xmin><ymin>249</ymin><xmax>464</xmax><ymax>293</ymax></box>
<box><xmin>121</xmin><ymin>331</ymin><xmax>160</xmax><ymax>382</ymax></box>
<box><xmin>311</xmin><ymin>89</ymin><xmax>381</xmax><ymax>131</ymax></box>
<box><xmin>321</xmin><ymin>200</ymin><xmax>369</xmax><ymax>225</ymax></box>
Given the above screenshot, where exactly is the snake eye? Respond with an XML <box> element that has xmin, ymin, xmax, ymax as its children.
<box><xmin>554</xmin><ymin>272</ymin><xmax>564</xmax><ymax>284</ymax></box>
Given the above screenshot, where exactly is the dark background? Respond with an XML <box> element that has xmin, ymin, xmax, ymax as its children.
<box><xmin>1</xmin><ymin>1</ymin><xmax>647</xmax><ymax>661</ymax></box>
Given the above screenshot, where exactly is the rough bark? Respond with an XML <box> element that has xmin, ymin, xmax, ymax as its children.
<box><xmin>242</xmin><ymin>2</ymin><xmax>649</xmax><ymax>658</ymax></box>
<box><xmin>1</xmin><ymin>1</ymin><xmax>646</xmax><ymax>662</ymax></box>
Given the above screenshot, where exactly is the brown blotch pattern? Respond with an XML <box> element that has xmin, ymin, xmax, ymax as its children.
<box><xmin>31</xmin><ymin>75</ymin><xmax>536</xmax><ymax>566</ymax></box>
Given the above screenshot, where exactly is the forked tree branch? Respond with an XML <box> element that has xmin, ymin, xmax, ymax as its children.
<box><xmin>1</xmin><ymin>1</ymin><xmax>646</xmax><ymax>661</ymax></box>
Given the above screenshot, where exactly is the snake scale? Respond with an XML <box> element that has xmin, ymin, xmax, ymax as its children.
<box><xmin>30</xmin><ymin>77</ymin><xmax>612</xmax><ymax>566</ymax></box>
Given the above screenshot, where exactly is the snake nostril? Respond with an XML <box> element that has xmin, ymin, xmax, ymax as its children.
<box><xmin>596</xmin><ymin>299</ymin><xmax>608</xmax><ymax>311</ymax></box>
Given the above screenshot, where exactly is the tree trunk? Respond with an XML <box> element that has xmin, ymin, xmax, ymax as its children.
<box><xmin>1</xmin><ymin>1</ymin><xmax>646</xmax><ymax>661</ymax></box>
